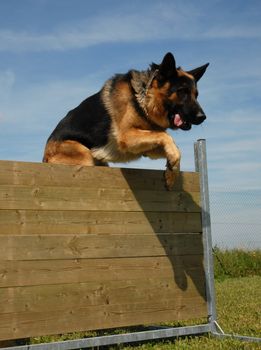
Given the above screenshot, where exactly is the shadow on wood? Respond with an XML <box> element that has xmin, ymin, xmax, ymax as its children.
<box><xmin>121</xmin><ymin>168</ymin><xmax>206</xmax><ymax>301</ymax></box>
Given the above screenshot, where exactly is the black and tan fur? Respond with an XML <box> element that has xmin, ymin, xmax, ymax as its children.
<box><xmin>43</xmin><ymin>52</ymin><xmax>209</xmax><ymax>189</ymax></box>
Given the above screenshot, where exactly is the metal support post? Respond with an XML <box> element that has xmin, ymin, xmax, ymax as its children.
<box><xmin>194</xmin><ymin>139</ymin><xmax>217</xmax><ymax>327</ymax></box>
<box><xmin>194</xmin><ymin>139</ymin><xmax>261</xmax><ymax>344</ymax></box>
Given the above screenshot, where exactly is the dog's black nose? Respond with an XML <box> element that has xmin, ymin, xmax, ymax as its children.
<box><xmin>195</xmin><ymin>111</ymin><xmax>206</xmax><ymax>124</ymax></box>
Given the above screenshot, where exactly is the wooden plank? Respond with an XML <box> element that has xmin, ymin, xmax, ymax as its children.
<box><xmin>0</xmin><ymin>256</ymin><xmax>205</xmax><ymax>288</ymax></box>
<box><xmin>0</xmin><ymin>277</ymin><xmax>206</xmax><ymax>315</ymax></box>
<box><xmin>0</xmin><ymin>210</ymin><xmax>202</xmax><ymax>235</ymax></box>
<box><xmin>0</xmin><ymin>296</ymin><xmax>207</xmax><ymax>341</ymax></box>
<box><xmin>0</xmin><ymin>160</ymin><xmax>199</xmax><ymax>192</ymax></box>
<box><xmin>0</xmin><ymin>233</ymin><xmax>203</xmax><ymax>260</ymax></box>
<box><xmin>0</xmin><ymin>185</ymin><xmax>201</xmax><ymax>212</ymax></box>
<box><xmin>0</xmin><ymin>277</ymin><xmax>207</xmax><ymax>341</ymax></box>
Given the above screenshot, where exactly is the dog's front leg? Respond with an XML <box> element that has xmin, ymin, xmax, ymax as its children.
<box><xmin>163</xmin><ymin>137</ymin><xmax>181</xmax><ymax>190</ymax></box>
<box><xmin>143</xmin><ymin>146</ymin><xmax>166</xmax><ymax>159</ymax></box>
<box><xmin>118</xmin><ymin>129</ymin><xmax>180</xmax><ymax>190</ymax></box>
<box><xmin>164</xmin><ymin>160</ymin><xmax>180</xmax><ymax>190</ymax></box>
<box><xmin>143</xmin><ymin>146</ymin><xmax>181</xmax><ymax>190</ymax></box>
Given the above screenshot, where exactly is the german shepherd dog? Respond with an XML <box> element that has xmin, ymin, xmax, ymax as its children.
<box><xmin>43</xmin><ymin>52</ymin><xmax>209</xmax><ymax>189</ymax></box>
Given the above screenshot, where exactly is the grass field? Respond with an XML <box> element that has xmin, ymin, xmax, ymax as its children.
<box><xmin>28</xmin><ymin>249</ymin><xmax>261</xmax><ymax>350</ymax></box>
<box><xmin>213</xmin><ymin>247</ymin><xmax>261</xmax><ymax>280</ymax></box>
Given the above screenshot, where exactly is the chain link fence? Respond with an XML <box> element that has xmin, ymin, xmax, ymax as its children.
<box><xmin>209</xmin><ymin>188</ymin><xmax>261</xmax><ymax>250</ymax></box>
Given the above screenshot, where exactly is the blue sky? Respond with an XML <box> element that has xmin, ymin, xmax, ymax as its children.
<box><xmin>0</xmin><ymin>0</ymin><xmax>260</xmax><ymax>248</ymax></box>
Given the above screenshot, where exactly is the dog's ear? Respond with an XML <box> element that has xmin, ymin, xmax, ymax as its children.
<box><xmin>159</xmin><ymin>52</ymin><xmax>177</xmax><ymax>78</ymax></box>
<box><xmin>187</xmin><ymin>63</ymin><xmax>209</xmax><ymax>82</ymax></box>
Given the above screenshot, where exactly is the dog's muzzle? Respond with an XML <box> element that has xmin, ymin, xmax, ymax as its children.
<box><xmin>193</xmin><ymin>111</ymin><xmax>206</xmax><ymax>125</ymax></box>
<box><xmin>171</xmin><ymin>110</ymin><xmax>206</xmax><ymax>130</ymax></box>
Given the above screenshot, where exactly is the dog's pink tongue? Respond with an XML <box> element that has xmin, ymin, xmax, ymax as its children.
<box><xmin>173</xmin><ymin>114</ymin><xmax>183</xmax><ymax>127</ymax></box>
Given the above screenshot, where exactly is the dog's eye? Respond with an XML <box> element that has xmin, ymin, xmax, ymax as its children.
<box><xmin>177</xmin><ymin>87</ymin><xmax>190</xmax><ymax>97</ymax></box>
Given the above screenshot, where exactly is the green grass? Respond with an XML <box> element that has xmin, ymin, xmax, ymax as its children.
<box><xmin>29</xmin><ymin>249</ymin><xmax>261</xmax><ymax>349</ymax></box>
<box><xmin>213</xmin><ymin>247</ymin><xmax>261</xmax><ymax>280</ymax></box>
<box><xmin>215</xmin><ymin>276</ymin><xmax>260</xmax><ymax>337</ymax></box>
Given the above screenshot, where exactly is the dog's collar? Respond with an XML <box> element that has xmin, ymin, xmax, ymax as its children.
<box><xmin>131</xmin><ymin>69</ymin><xmax>159</xmax><ymax>117</ymax></box>
<box><xmin>141</xmin><ymin>69</ymin><xmax>159</xmax><ymax>117</ymax></box>
<box><xmin>143</xmin><ymin>69</ymin><xmax>159</xmax><ymax>99</ymax></box>
<box><xmin>131</xmin><ymin>69</ymin><xmax>166</xmax><ymax>131</ymax></box>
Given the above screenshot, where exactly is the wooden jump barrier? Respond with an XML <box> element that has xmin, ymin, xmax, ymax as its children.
<box><xmin>0</xmin><ymin>140</ymin><xmax>219</xmax><ymax>349</ymax></box>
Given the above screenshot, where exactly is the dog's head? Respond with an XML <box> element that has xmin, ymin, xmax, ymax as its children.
<box><xmin>148</xmin><ymin>52</ymin><xmax>209</xmax><ymax>130</ymax></box>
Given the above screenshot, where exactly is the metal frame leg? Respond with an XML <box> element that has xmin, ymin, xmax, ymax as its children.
<box><xmin>194</xmin><ymin>139</ymin><xmax>217</xmax><ymax>328</ymax></box>
<box><xmin>194</xmin><ymin>139</ymin><xmax>261</xmax><ymax>344</ymax></box>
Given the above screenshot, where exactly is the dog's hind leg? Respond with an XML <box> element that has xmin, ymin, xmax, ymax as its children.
<box><xmin>43</xmin><ymin>140</ymin><xmax>95</xmax><ymax>166</ymax></box>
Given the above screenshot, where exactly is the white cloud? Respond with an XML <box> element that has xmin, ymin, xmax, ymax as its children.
<box><xmin>0</xmin><ymin>73</ymin><xmax>102</xmax><ymax>125</ymax></box>
<box><xmin>0</xmin><ymin>70</ymin><xmax>16</xmax><ymax>123</ymax></box>
<box><xmin>0</xmin><ymin>2</ymin><xmax>260</xmax><ymax>53</ymax></box>
<box><xmin>0</xmin><ymin>73</ymin><xmax>105</xmax><ymax>164</ymax></box>
<box><xmin>0</xmin><ymin>70</ymin><xmax>15</xmax><ymax>97</ymax></box>
<box><xmin>0</xmin><ymin>10</ymin><xmax>175</xmax><ymax>52</ymax></box>
<box><xmin>203</xmin><ymin>24</ymin><xmax>261</xmax><ymax>39</ymax></box>
<box><xmin>207</xmin><ymin>134</ymin><xmax>261</xmax><ymax>156</ymax></box>
<box><xmin>0</xmin><ymin>112</ymin><xmax>5</xmax><ymax>122</ymax></box>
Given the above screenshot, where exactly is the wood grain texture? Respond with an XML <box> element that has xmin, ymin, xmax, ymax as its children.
<box><xmin>1</xmin><ymin>278</ymin><xmax>206</xmax><ymax>314</ymax></box>
<box><xmin>0</xmin><ymin>233</ymin><xmax>203</xmax><ymax>260</ymax></box>
<box><xmin>0</xmin><ymin>185</ymin><xmax>201</xmax><ymax>212</ymax></box>
<box><xmin>0</xmin><ymin>255</ymin><xmax>205</xmax><ymax>288</ymax></box>
<box><xmin>0</xmin><ymin>210</ymin><xmax>202</xmax><ymax>235</ymax></box>
<box><xmin>0</xmin><ymin>160</ymin><xmax>199</xmax><ymax>192</ymax></box>
<box><xmin>0</xmin><ymin>297</ymin><xmax>207</xmax><ymax>340</ymax></box>
<box><xmin>0</xmin><ymin>161</ymin><xmax>207</xmax><ymax>341</ymax></box>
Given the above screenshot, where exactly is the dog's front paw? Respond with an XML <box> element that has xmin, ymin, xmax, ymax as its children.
<box><xmin>164</xmin><ymin>167</ymin><xmax>179</xmax><ymax>191</ymax></box>
<box><xmin>164</xmin><ymin>158</ymin><xmax>180</xmax><ymax>190</ymax></box>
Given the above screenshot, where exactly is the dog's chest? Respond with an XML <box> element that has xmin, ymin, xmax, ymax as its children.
<box><xmin>91</xmin><ymin>140</ymin><xmax>140</xmax><ymax>163</ymax></box>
